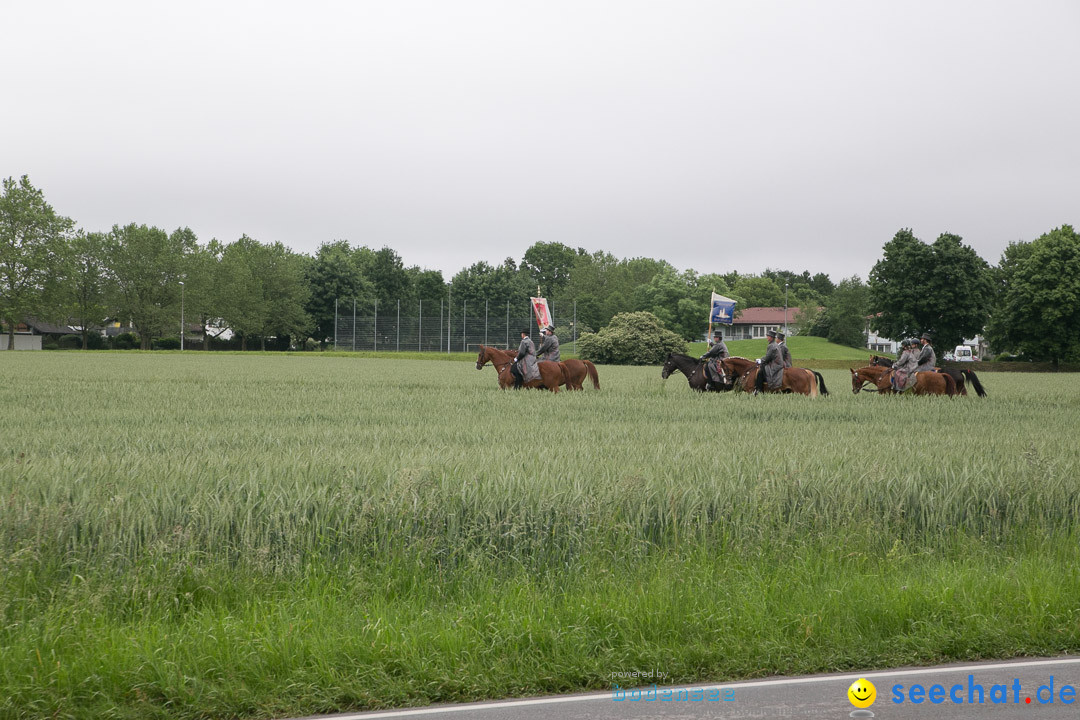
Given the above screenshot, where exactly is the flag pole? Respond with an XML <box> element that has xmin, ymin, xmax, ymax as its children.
<box><xmin>707</xmin><ymin>288</ymin><xmax>713</xmax><ymax>342</ymax></box>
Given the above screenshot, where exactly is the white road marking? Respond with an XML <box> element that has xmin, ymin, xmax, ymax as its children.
<box><xmin>305</xmin><ymin>656</ymin><xmax>1080</xmax><ymax>719</ymax></box>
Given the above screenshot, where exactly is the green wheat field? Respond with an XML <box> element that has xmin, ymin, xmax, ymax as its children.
<box><xmin>2</xmin><ymin>352</ymin><xmax>1079</xmax><ymax>719</ymax></box>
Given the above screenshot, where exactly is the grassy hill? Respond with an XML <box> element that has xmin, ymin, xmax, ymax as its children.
<box><xmin>688</xmin><ymin>335</ymin><xmax>874</xmax><ymax>361</ymax></box>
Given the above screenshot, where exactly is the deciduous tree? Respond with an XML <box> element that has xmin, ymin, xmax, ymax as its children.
<box><xmin>985</xmin><ymin>225</ymin><xmax>1080</xmax><ymax>367</ymax></box>
<box><xmin>869</xmin><ymin>229</ymin><xmax>993</xmax><ymax>350</ymax></box>
<box><xmin>820</xmin><ymin>276</ymin><xmax>870</xmax><ymax>348</ymax></box>
<box><xmin>108</xmin><ymin>224</ymin><xmax>195</xmax><ymax>349</ymax></box>
<box><xmin>521</xmin><ymin>241</ymin><xmax>577</xmax><ymax>298</ymax></box>
<box><xmin>0</xmin><ymin>176</ymin><xmax>74</xmax><ymax>349</ymax></box>
<box><xmin>449</xmin><ymin>259</ymin><xmax>529</xmax><ymax>317</ymax></box>
<box><xmin>219</xmin><ymin>236</ymin><xmax>310</xmax><ymax>350</ymax></box>
<box><xmin>61</xmin><ymin>230</ymin><xmax>114</xmax><ymax>349</ymax></box>
<box><xmin>305</xmin><ymin>240</ymin><xmax>370</xmax><ymax>343</ymax></box>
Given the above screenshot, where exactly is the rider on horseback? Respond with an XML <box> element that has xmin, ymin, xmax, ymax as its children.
<box><xmin>511</xmin><ymin>329</ymin><xmax>538</xmax><ymax>388</ymax></box>
<box><xmin>699</xmin><ymin>329</ymin><xmax>729</xmax><ymax>388</ymax></box>
<box><xmin>537</xmin><ymin>325</ymin><xmax>560</xmax><ymax>363</ymax></box>
<box><xmin>753</xmin><ymin>329</ymin><xmax>783</xmax><ymax>395</ymax></box>
<box><xmin>777</xmin><ymin>330</ymin><xmax>792</xmax><ymax>368</ymax></box>
<box><xmin>891</xmin><ymin>338</ymin><xmax>918</xmax><ymax>391</ymax></box>
<box><xmin>915</xmin><ymin>333</ymin><xmax>936</xmax><ymax>372</ymax></box>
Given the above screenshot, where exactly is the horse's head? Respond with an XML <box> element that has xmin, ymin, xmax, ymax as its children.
<box><xmin>851</xmin><ymin>366</ymin><xmax>886</xmax><ymax>394</ymax></box>
<box><xmin>660</xmin><ymin>353</ymin><xmax>676</xmax><ymax>379</ymax></box>
<box><xmin>475</xmin><ymin>346</ymin><xmax>488</xmax><ymax>370</ymax></box>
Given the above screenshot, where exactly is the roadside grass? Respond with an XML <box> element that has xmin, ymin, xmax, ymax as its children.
<box><xmin>1</xmin><ymin>353</ymin><xmax>1078</xmax><ymax>719</ymax></box>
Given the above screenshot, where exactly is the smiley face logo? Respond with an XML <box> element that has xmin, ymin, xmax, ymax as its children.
<box><xmin>847</xmin><ymin>678</ymin><xmax>876</xmax><ymax>708</ymax></box>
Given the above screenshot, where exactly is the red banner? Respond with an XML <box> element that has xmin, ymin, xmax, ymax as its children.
<box><xmin>531</xmin><ymin>297</ymin><xmax>552</xmax><ymax>332</ymax></box>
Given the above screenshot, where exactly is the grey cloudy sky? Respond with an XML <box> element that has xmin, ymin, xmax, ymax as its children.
<box><xmin>5</xmin><ymin>1</ymin><xmax>1078</xmax><ymax>281</ymax></box>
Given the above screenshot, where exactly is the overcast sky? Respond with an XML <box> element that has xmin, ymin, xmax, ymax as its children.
<box><xmin>4</xmin><ymin>1</ymin><xmax>1078</xmax><ymax>281</ymax></box>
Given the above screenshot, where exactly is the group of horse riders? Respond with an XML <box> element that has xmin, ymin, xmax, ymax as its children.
<box><xmin>699</xmin><ymin>328</ymin><xmax>792</xmax><ymax>393</ymax></box>
<box><xmin>698</xmin><ymin>327</ymin><xmax>938</xmax><ymax>394</ymax></box>
<box><xmin>889</xmin><ymin>333</ymin><xmax>936</xmax><ymax>391</ymax></box>
<box><xmin>509</xmin><ymin>325</ymin><xmax>560</xmax><ymax>387</ymax></box>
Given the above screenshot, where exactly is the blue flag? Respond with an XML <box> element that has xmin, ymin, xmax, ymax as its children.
<box><xmin>710</xmin><ymin>292</ymin><xmax>737</xmax><ymax>325</ymax></box>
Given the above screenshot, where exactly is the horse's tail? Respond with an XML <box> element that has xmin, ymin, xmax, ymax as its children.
<box><xmin>584</xmin><ymin>360</ymin><xmax>600</xmax><ymax>389</ymax></box>
<box><xmin>962</xmin><ymin>368</ymin><xmax>987</xmax><ymax>397</ymax></box>
<box><xmin>943</xmin><ymin>371</ymin><xmax>957</xmax><ymax>397</ymax></box>
<box><xmin>813</xmin><ymin>370</ymin><xmax>829</xmax><ymax>397</ymax></box>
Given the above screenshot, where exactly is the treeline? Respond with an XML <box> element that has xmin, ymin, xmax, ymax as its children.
<box><xmin>0</xmin><ymin>175</ymin><xmax>840</xmax><ymax>351</ymax></box>
<box><xmin>2</xmin><ymin>175</ymin><xmax>1078</xmax><ymax>363</ymax></box>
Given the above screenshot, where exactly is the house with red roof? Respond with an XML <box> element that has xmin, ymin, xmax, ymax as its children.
<box><xmin>720</xmin><ymin>307</ymin><xmax>810</xmax><ymax>341</ymax></box>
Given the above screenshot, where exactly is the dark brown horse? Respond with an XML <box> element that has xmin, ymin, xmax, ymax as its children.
<box><xmin>851</xmin><ymin>365</ymin><xmax>956</xmax><ymax>396</ymax></box>
<box><xmin>475</xmin><ymin>345</ymin><xmax>575</xmax><ymax>392</ymax></box>
<box><xmin>660</xmin><ymin>352</ymin><xmax>734</xmax><ymax>392</ymax></box>
<box><xmin>870</xmin><ymin>355</ymin><xmax>986</xmax><ymax>397</ymax></box>
<box><xmin>720</xmin><ymin>356</ymin><xmax>829</xmax><ymax>397</ymax></box>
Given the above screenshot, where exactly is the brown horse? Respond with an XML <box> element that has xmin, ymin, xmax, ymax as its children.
<box><xmin>720</xmin><ymin>356</ymin><xmax>829</xmax><ymax>397</ymax></box>
<box><xmin>870</xmin><ymin>355</ymin><xmax>986</xmax><ymax>398</ymax></box>
<box><xmin>563</xmin><ymin>358</ymin><xmax>600</xmax><ymax>390</ymax></box>
<box><xmin>474</xmin><ymin>345</ymin><xmax>574</xmax><ymax>392</ymax></box>
<box><xmin>476</xmin><ymin>345</ymin><xmax>597</xmax><ymax>391</ymax></box>
<box><xmin>850</xmin><ymin>365</ymin><xmax>956</xmax><ymax>396</ymax></box>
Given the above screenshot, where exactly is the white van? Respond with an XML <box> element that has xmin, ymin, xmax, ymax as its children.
<box><xmin>953</xmin><ymin>345</ymin><xmax>974</xmax><ymax>362</ymax></box>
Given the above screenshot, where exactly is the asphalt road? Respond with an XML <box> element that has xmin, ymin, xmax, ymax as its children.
<box><xmin>287</xmin><ymin>656</ymin><xmax>1080</xmax><ymax>720</ymax></box>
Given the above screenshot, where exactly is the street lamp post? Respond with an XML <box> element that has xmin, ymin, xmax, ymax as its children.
<box><xmin>178</xmin><ymin>281</ymin><xmax>185</xmax><ymax>351</ymax></box>
<box><xmin>784</xmin><ymin>282</ymin><xmax>789</xmax><ymax>336</ymax></box>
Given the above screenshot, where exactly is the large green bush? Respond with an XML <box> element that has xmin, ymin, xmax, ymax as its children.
<box><xmin>576</xmin><ymin>311</ymin><xmax>686</xmax><ymax>365</ymax></box>
<box><xmin>110</xmin><ymin>332</ymin><xmax>139</xmax><ymax>350</ymax></box>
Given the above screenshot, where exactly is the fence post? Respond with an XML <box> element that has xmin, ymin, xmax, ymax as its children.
<box><xmin>374</xmin><ymin>299</ymin><xmax>378</xmax><ymax>351</ymax></box>
<box><xmin>505</xmin><ymin>301</ymin><xmax>509</xmax><ymax>349</ymax></box>
<box><xmin>334</xmin><ymin>298</ymin><xmax>338</xmax><ymax>350</ymax></box>
<box><xmin>447</xmin><ymin>285</ymin><xmax>451</xmax><ymax>354</ymax></box>
<box><xmin>573</xmin><ymin>300</ymin><xmax>577</xmax><ymax>352</ymax></box>
<box><xmin>419</xmin><ymin>299</ymin><xmax>422</xmax><ymax>352</ymax></box>
<box><xmin>462</xmin><ymin>300</ymin><xmax>466</xmax><ymax>352</ymax></box>
<box><xmin>352</xmin><ymin>298</ymin><xmax>356</xmax><ymax>352</ymax></box>
<box><xmin>397</xmin><ymin>299</ymin><xmax>400</xmax><ymax>352</ymax></box>
<box><xmin>440</xmin><ymin>299</ymin><xmax>444</xmax><ymax>354</ymax></box>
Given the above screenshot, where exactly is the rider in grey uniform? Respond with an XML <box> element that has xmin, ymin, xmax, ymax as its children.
<box><xmin>699</xmin><ymin>329</ymin><xmax>730</xmax><ymax>388</ymax></box>
<box><xmin>536</xmin><ymin>325</ymin><xmax>560</xmax><ymax>363</ymax></box>
<box><xmin>776</xmin><ymin>330</ymin><xmax>793</xmax><ymax>368</ymax></box>
<box><xmin>914</xmin><ymin>333</ymin><xmax>936</xmax><ymax>372</ymax></box>
<box><xmin>511</xmin><ymin>329</ymin><xmax>538</xmax><ymax>388</ymax></box>
<box><xmin>753</xmin><ymin>329</ymin><xmax>783</xmax><ymax>394</ymax></box>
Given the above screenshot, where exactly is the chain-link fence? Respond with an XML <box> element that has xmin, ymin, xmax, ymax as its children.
<box><xmin>332</xmin><ymin>299</ymin><xmax>578</xmax><ymax>353</ymax></box>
